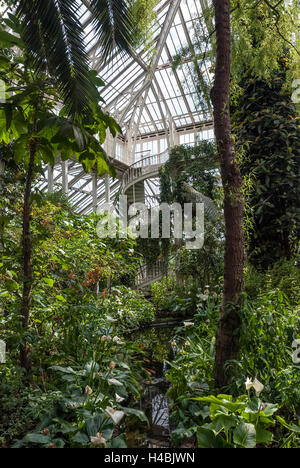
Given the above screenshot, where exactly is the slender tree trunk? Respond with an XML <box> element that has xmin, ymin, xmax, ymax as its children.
<box><xmin>282</xmin><ymin>232</ymin><xmax>291</xmax><ymax>260</ymax></box>
<box><xmin>20</xmin><ymin>137</ymin><xmax>37</xmax><ymax>374</ymax></box>
<box><xmin>212</xmin><ymin>0</ymin><xmax>245</xmax><ymax>389</ymax></box>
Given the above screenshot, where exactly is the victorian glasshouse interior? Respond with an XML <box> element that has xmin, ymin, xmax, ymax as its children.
<box><xmin>0</xmin><ymin>0</ymin><xmax>299</xmax><ymax>450</ymax></box>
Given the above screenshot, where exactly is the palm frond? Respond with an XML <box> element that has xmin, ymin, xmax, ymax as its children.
<box><xmin>15</xmin><ymin>0</ymin><xmax>98</xmax><ymax>117</ymax></box>
<box><xmin>90</xmin><ymin>0</ymin><xmax>134</xmax><ymax>61</ymax></box>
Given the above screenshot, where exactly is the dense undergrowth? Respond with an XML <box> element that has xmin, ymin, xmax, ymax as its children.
<box><xmin>0</xmin><ymin>192</ymin><xmax>154</xmax><ymax>448</ymax></box>
<box><xmin>162</xmin><ymin>261</ymin><xmax>300</xmax><ymax>448</ymax></box>
<box><xmin>1</xmin><ymin>171</ymin><xmax>299</xmax><ymax>449</ymax></box>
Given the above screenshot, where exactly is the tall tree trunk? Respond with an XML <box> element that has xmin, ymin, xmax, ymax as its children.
<box><xmin>20</xmin><ymin>137</ymin><xmax>37</xmax><ymax>374</ymax></box>
<box><xmin>282</xmin><ymin>232</ymin><xmax>291</xmax><ymax>260</ymax></box>
<box><xmin>212</xmin><ymin>0</ymin><xmax>245</xmax><ymax>389</ymax></box>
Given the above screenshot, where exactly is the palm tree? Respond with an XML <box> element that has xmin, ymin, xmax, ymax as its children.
<box><xmin>13</xmin><ymin>0</ymin><xmax>135</xmax><ymax>117</ymax></box>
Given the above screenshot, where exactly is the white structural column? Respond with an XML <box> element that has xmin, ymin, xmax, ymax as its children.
<box><xmin>61</xmin><ymin>160</ymin><xmax>68</xmax><ymax>196</ymax></box>
<box><xmin>48</xmin><ymin>164</ymin><xmax>54</xmax><ymax>193</ymax></box>
<box><xmin>104</xmin><ymin>173</ymin><xmax>110</xmax><ymax>204</ymax></box>
<box><xmin>92</xmin><ymin>170</ymin><xmax>98</xmax><ymax>213</ymax></box>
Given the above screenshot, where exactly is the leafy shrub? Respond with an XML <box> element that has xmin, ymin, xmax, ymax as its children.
<box><xmin>245</xmin><ymin>259</ymin><xmax>300</xmax><ymax>305</ymax></box>
<box><xmin>151</xmin><ymin>275</ymin><xmax>221</xmax><ymax>316</ymax></box>
<box><xmin>167</xmin><ymin>289</ymin><xmax>300</xmax><ymax>446</ymax></box>
<box><xmin>151</xmin><ymin>276</ymin><xmax>177</xmax><ymax>311</ymax></box>
<box><xmin>12</xmin><ymin>354</ymin><xmax>147</xmax><ymax>448</ymax></box>
<box><xmin>193</xmin><ymin>394</ymin><xmax>278</xmax><ymax>448</ymax></box>
<box><xmin>229</xmin><ymin>290</ymin><xmax>300</xmax><ymax>412</ymax></box>
<box><xmin>100</xmin><ymin>286</ymin><xmax>155</xmax><ymax>332</ymax></box>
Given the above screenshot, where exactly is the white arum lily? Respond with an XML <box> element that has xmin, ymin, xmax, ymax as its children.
<box><xmin>115</xmin><ymin>393</ymin><xmax>125</xmax><ymax>403</ymax></box>
<box><xmin>101</xmin><ymin>335</ymin><xmax>112</xmax><ymax>342</ymax></box>
<box><xmin>106</xmin><ymin>407</ymin><xmax>125</xmax><ymax>425</ymax></box>
<box><xmin>90</xmin><ymin>433</ymin><xmax>107</xmax><ymax>447</ymax></box>
<box><xmin>107</xmin><ymin>378</ymin><xmax>123</xmax><ymax>386</ymax></box>
<box><xmin>85</xmin><ymin>385</ymin><xmax>93</xmax><ymax>395</ymax></box>
<box><xmin>199</xmin><ymin>294</ymin><xmax>208</xmax><ymax>301</ymax></box>
<box><xmin>245</xmin><ymin>377</ymin><xmax>253</xmax><ymax>391</ymax></box>
<box><xmin>113</xmin><ymin>336</ymin><xmax>125</xmax><ymax>345</ymax></box>
<box><xmin>183</xmin><ymin>322</ymin><xmax>194</xmax><ymax>327</ymax></box>
<box><xmin>245</xmin><ymin>377</ymin><xmax>264</xmax><ymax>395</ymax></box>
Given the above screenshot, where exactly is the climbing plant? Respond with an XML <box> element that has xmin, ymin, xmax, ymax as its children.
<box><xmin>128</xmin><ymin>0</ymin><xmax>157</xmax><ymax>49</ymax></box>
<box><xmin>158</xmin><ymin>141</ymin><xmax>224</xmax><ymax>290</ymax></box>
<box><xmin>232</xmin><ymin>62</ymin><xmax>300</xmax><ymax>269</ymax></box>
<box><xmin>230</xmin><ymin>0</ymin><xmax>300</xmax><ymax>97</ymax></box>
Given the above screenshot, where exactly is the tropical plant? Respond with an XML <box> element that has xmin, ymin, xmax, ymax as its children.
<box><xmin>11</xmin><ymin>348</ymin><xmax>147</xmax><ymax>448</ymax></box>
<box><xmin>193</xmin><ymin>392</ymin><xmax>278</xmax><ymax>448</ymax></box>
<box><xmin>8</xmin><ymin>0</ymin><xmax>136</xmax><ymax>116</ymax></box>
<box><xmin>100</xmin><ymin>286</ymin><xmax>155</xmax><ymax>332</ymax></box>
<box><xmin>0</xmin><ymin>19</ymin><xmax>119</xmax><ymax>374</ymax></box>
<box><xmin>232</xmin><ymin>64</ymin><xmax>300</xmax><ymax>268</ymax></box>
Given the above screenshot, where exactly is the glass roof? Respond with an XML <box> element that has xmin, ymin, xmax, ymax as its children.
<box><xmin>2</xmin><ymin>0</ymin><xmax>214</xmax><ymax>215</ymax></box>
<box><xmin>83</xmin><ymin>0</ymin><xmax>213</xmax><ymax>137</ymax></box>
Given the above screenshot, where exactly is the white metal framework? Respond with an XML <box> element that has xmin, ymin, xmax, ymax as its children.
<box><xmin>38</xmin><ymin>0</ymin><xmax>214</xmax><ymax>214</ymax></box>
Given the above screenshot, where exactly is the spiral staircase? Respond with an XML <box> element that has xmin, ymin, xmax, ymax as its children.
<box><xmin>118</xmin><ymin>151</ymin><xmax>170</xmax><ymax>289</ymax></box>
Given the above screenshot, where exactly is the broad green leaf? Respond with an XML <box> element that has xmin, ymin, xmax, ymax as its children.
<box><xmin>108</xmin><ymin>435</ymin><xmax>127</xmax><ymax>448</ymax></box>
<box><xmin>72</xmin><ymin>431</ymin><xmax>90</xmax><ymax>445</ymax></box>
<box><xmin>123</xmin><ymin>407</ymin><xmax>149</xmax><ymax>425</ymax></box>
<box><xmin>210</xmin><ymin>414</ymin><xmax>237</xmax><ymax>434</ymax></box>
<box><xmin>276</xmin><ymin>416</ymin><xmax>300</xmax><ymax>433</ymax></box>
<box><xmin>197</xmin><ymin>427</ymin><xmax>229</xmax><ymax>448</ymax></box>
<box><xmin>85</xmin><ymin>414</ymin><xmax>105</xmax><ymax>437</ymax></box>
<box><xmin>233</xmin><ymin>422</ymin><xmax>256</xmax><ymax>448</ymax></box>
<box><xmin>255</xmin><ymin>425</ymin><xmax>273</xmax><ymax>445</ymax></box>
<box><xmin>42</xmin><ymin>277</ymin><xmax>55</xmax><ymax>287</ymax></box>
<box><xmin>24</xmin><ymin>433</ymin><xmax>51</xmax><ymax>445</ymax></box>
<box><xmin>0</xmin><ymin>30</ymin><xmax>23</xmax><ymax>48</ymax></box>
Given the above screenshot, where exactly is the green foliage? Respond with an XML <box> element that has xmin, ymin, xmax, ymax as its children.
<box><xmin>151</xmin><ymin>275</ymin><xmax>221</xmax><ymax>316</ymax></box>
<box><xmin>167</xmin><ymin>287</ymin><xmax>300</xmax><ymax>447</ymax></box>
<box><xmin>128</xmin><ymin>0</ymin><xmax>157</xmax><ymax>49</ymax></box>
<box><xmin>158</xmin><ymin>142</ymin><xmax>224</xmax><ymax>291</ymax></box>
<box><xmin>193</xmin><ymin>394</ymin><xmax>278</xmax><ymax>448</ymax></box>
<box><xmin>151</xmin><ymin>276</ymin><xmax>177</xmax><ymax>312</ymax></box>
<box><xmin>10</xmin><ymin>349</ymin><xmax>145</xmax><ymax>448</ymax></box>
<box><xmin>0</xmin><ymin>17</ymin><xmax>118</xmax><ymax>176</ymax></box>
<box><xmin>229</xmin><ymin>291</ymin><xmax>300</xmax><ymax>413</ymax></box>
<box><xmin>0</xmin><ymin>201</ymin><xmax>140</xmax><ymax>363</ymax></box>
<box><xmin>0</xmin><ymin>197</ymin><xmax>150</xmax><ymax>446</ymax></box>
<box><xmin>160</xmin><ymin>142</ymin><xmax>220</xmax><ymax>206</ymax></box>
<box><xmin>3</xmin><ymin>1</ymin><xmax>136</xmax><ymax>116</ymax></box>
<box><xmin>232</xmin><ymin>65</ymin><xmax>300</xmax><ymax>268</ymax></box>
<box><xmin>245</xmin><ymin>259</ymin><xmax>300</xmax><ymax>306</ymax></box>
<box><xmin>100</xmin><ymin>286</ymin><xmax>155</xmax><ymax>332</ymax></box>
<box><xmin>230</xmin><ymin>0</ymin><xmax>299</xmax><ymax>92</ymax></box>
